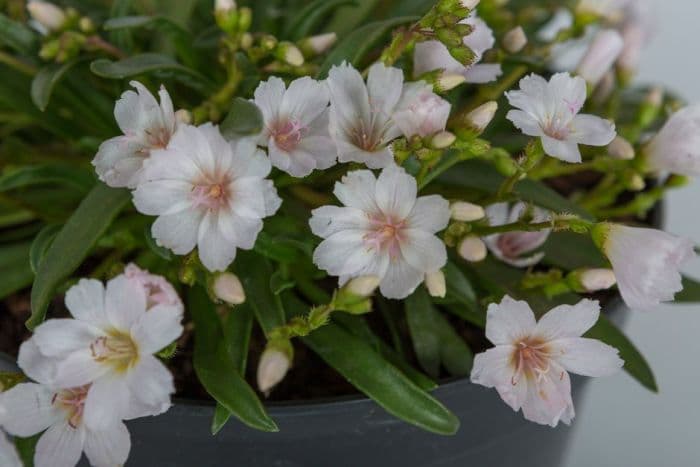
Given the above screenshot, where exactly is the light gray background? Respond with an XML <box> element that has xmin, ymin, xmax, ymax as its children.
<box><xmin>566</xmin><ymin>2</ymin><xmax>700</xmax><ymax>466</ymax></box>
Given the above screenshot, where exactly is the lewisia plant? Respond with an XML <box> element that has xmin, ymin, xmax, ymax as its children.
<box><xmin>0</xmin><ymin>0</ymin><xmax>697</xmax><ymax>465</ymax></box>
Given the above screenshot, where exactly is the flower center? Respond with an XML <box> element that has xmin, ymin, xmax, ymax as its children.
<box><xmin>52</xmin><ymin>385</ymin><xmax>90</xmax><ymax>429</ymax></box>
<box><xmin>144</xmin><ymin>126</ymin><xmax>171</xmax><ymax>149</ymax></box>
<box><xmin>191</xmin><ymin>182</ymin><xmax>229</xmax><ymax>211</ymax></box>
<box><xmin>511</xmin><ymin>338</ymin><xmax>554</xmax><ymax>387</ymax></box>
<box><xmin>364</xmin><ymin>215</ymin><xmax>406</xmax><ymax>260</ymax></box>
<box><xmin>90</xmin><ymin>330</ymin><xmax>138</xmax><ymax>373</ymax></box>
<box><xmin>272</xmin><ymin>119</ymin><xmax>305</xmax><ymax>152</ymax></box>
<box><xmin>496</xmin><ymin>231</ymin><xmax>542</xmax><ymax>258</ymax></box>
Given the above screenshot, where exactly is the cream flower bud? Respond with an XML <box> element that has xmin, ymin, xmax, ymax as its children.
<box><xmin>450</xmin><ymin>201</ymin><xmax>485</xmax><ymax>222</ymax></box>
<box><xmin>578</xmin><ymin>269</ymin><xmax>617</xmax><ymax>292</ymax></box>
<box><xmin>503</xmin><ymin>26</ymin><xmax>527</xmax><ymax>53</ymax></box>
<box><xmin>303</xmin><ymin>32</ymin><xmax>337</xmax><ymax>55</ymax></box>
<box><xmin>465</xmin><ymin>101</ymin><xmax>498</xmax><ymax>134</ymax></box>
<box><xmin>430</xmin><ymin>131</ymin><xmax>456</xmax><ymax>149</ymax></box>
<box><xmin>27</xmin><ymin>1</ymin><xmax>66</xmax><ymax>32</ymax></box>
<box><xmin>213</xmin><ymin>272</ymin><xmax>246</xmax><ymax>305</ymax></box>
<box><xmin>425</xmin><ymin>270</ymin><xmax>447</xmax><ymax>298</ymax></box>
<box><xmin>608</xmin><ymin>136</ymin><xmax>635</xmax><ymax>160</ymax></box>
<box><xmin>174</xmin><ymin>108</ymin><xmax>192</xmax><ymax>125</ymax></box>
<box><xmin>276</xmin><ymin>42</ymin><xmax>304</xmax><ymax>66</ymax></box>
<box><xmin>346</xmin><ymin>275</ymin><xmax>381</xmax><ymax>297</ymax></box>
<box><xmin>458</xmin><ymin>236</ymin><xmax>487</xmax><ymax>262</ymax></box>
<box><xmin>626</xmin><ymin>173</ymin><xmax>645</xmax><ymax>192</ymax></box>
<box><xmin>437</xmin><ymin>72</ymin><xmax>466</xmax><ymax>92</ymax></box>
<box><xmin>215</xmin><ymin>0</ymin><xmax>236</xmax><ymax>13</ymax></box>
<box><xmin>576</xmin><ymin>29</ymin><xmax>624</xmax><ymax>87</ymax></box>
<box><xmin>257</xmin><ymin>348</ymin><xmax>291</xmax><ymax>394</ymax></box>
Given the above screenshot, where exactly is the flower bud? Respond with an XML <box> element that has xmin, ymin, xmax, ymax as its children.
<box><xmin>458</xmin><ymin>236</ymin><xmax>487</xmax><ymax>262</ymax></box>
<box><xmin>625</xmin><ymin>173</ymin><xmax>645</xmax><ymax>192</ymax></box>
<box><xmin>214</xmin><ymin>0</ymin><xmax>239</xmax><ymax>33</ymax></box>
<box><xmin>430</xmin><ymin>131</ymin><xmax>456</xmax><ymax>149</ymax></box>
<box><xmin>216</xmin><ymin>0</ymin><xmax>236</xmax><ymax>12</ymax></box>
<box><xmin>464</xmin><ymin>101</ymin><xmax>498</xmax><ymax>134</ymax></box>
<box><xmin>425</xmin><ymin>270</ymin><xmax>447</xmax><ymax>298</ymax></box>
<box><xmin>607</xmin><ymin>136</ymin><xmax>635</xmax><ymax>160</ymax></box>
<box><xmin>576</xmin><ymin>29</ymin><xmax>624</xmax><ymax>87</ymax></box>
<box><xmin>436</xmin><ymin>72</ymin><xmax>466</xmax><ymax>92</ymax></box>
<box><xmin>27</xmin><ymin>1</ymin><xmax>66</xmax><ymax>32</ymax></box>
<box><xmin>299</xmin><ymin>32</ymin><xmax>337</xmax><ymax>56</ymax></box>
<box><xmin>212</xmin><ymin>272</ymin><xmax>246</xmax><ymax>305</ymax></box>
<box><xmin>257</xmin><ymin>347</ymin><xmax>291</xmax><ymax>394</ymax></box>
<box><xmin>450</xmin><ymin>201</ymin><xmax>485</xmax><ymax>222</ymax></box>
<box><xmin>346</xmin><ymin>275</ymin><xmax>381</xmax><ymax>297</ymax></box>
<box><xmin>238</xmin><ymin>7</ymin><xmax>252</xmax><ymax>31</ymax></box>
<box><xmin>570</xmin><ymin>268</ymin><xmax>617</xmax><ymax>292</ymax></box>
<box><xmin>503</xmin><ymin>26</ymin><xmax>527</xmax><ymax>54</ymax></box>
<box><xmin>79</xmin><ymin>17</ymin><xmax>95</xmax><ymax>34</ymax></box>
<box><xmin>175</xmin><ymin>109</ymin><xmax>192</xmax><ymax>125</ymax></box>
<box><xmin>275</xmin><ymin>41</ymin><xmax>304</xmax><ymax>66</ymax></box>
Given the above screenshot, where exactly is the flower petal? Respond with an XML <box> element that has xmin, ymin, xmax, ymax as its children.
<box><xmin>400</xmin><ymin>229</ymin><xmax>447</xmax><ymax>273</ymax></box>
<box><xmin>253</xmin><ymin>76</ymin><xmax>285</xmax><ymax>124</ymax></box>
<box><xmin>105</xmin><ymin>275</ymin><xmax>147</xmax><ymax>331</ymax></box>
<box><xmin>130</xmin><ymin>304</ymin><xmax>183</xmax><ymax>354</ymax></box>
<box><xmin>534</xmin><ymin>298</ymin><xmax>600</xmax><ymax>340</ymax></box>
<box><xmin>484</xmin><ymin>296</ymin><xmax>536</xmax><ymax>345</ymax></box>
<box><xmin>375</xmin><ymin>165</ymin><xmax>417</xmax><ymax>220</ymax></box>
<box><xmin>0</xmin><ymin>383</ymin><xmax>60</xmax><ymax>437</ymax></box>
<box><xmin>31</xmin><ymin>319</ymin><xmax>101</xmax><ymax>357</ymax></box>
<box><xmin>551</xmin><ymin>337</ymin><xmax>623</xmax><ymax>377</ymax></box>
<box><xmin>17</xmin><ymin>340</ymin><xmax>60</xmax><ymax>385</ymax></box>
<box><xmin>378</xmin><ymin>259</ymin><xmax>424</xmax><ymax>299</ymax></box>
<box><xmin>506</xmin><ymin>110</ymin><xmax>542</xmax><ymax>137</ymax></box>
<box><xmin>541</xmin><ymin>135</ymin><xmax>582</xmax><ymax>163</ymax></box>
<box><xmin>52</xmin><ymin>349</ymin><xmax>109</xmax><ymax>388</ymax></box>
<box><xmin>151</xmin><ymin>209</ymin><xmax>204</xmax><ymax>256</ymax></box>
<box><xmin>83</xmin><ymin>422</ymin><xmax>131</xmax><ymax>467</ymax></box>
<box><xmin>131</xmin><ymin>179</ymin><xmax>193</xmax><ymax>216</ymax></box>
<box><xmin>366</xmin><ymin>63</ymin><xmax>404</xmax><ymax>118</ymax></box>
<box><xmin>125</xmin><ymin>355</ymin><xmax>174</xmax><ymax>418</ymax></box>
<box><xmin>280</xmin><ymin>76</ymin><xmax>329</xmax><ymax>126</ymax></box>
<box><xmin>197</xmin><ymin>211</ymin><xmax>238</xmax><ymax>272</ymax></box>
<box><xmin>83</xmin><ymin>376</ymin><xmax>130</xmax><ymax>430</ymax></box>
<box><xmin>520</xmin><ymin>364</ymin><xmax>574</xmax><ymax>427</ymax></box>
<box><xmin>34</xmin><ymin>422</ymin><xmax>85</xmax><ymax>467</ymax></box>
<box><xmin>309</xmin><ymin>206</ymin><xmax>368</xmax><ymax>238</ymax></box>
<box><xmin>471</xmin><ymin>345</ymin><xmax>528</xmax><ymax>411</ymax></box>
<box><xmin>333</xmin><ymin>170</ymin><xmax>378</xmax><ymax>212</ymax></box>
<box><xmin>64</xmin><ymin>279</ymin><xmax>107</xmax><ymax>326</ymax></box>
<box><xmin>406</xmin><ymin>195</ymin><xmax>450</xmax><ymax>233</ymax></box>
<box><xmin>570</xmin><ymin>114</ymin><xmax>616</xmax><ymax>146</ymax></box>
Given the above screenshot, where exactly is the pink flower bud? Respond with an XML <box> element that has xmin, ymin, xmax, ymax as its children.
<box><xmin>425</xmin><ymin>270</ymin><xmax>446</xmax><ymax>298</ymax></box>
<box><xmin>212</xmin><ymin>272</ymin><xmax>246</xmax><ymax>305</ymax></box>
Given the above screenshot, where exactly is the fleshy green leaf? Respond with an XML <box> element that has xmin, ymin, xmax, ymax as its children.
<box><xmin>675</xmin><ymin>276</ymin><xmax>700</xmax><ymax>302</ymax></box>
<box><xmin>31</xmin><ymin>60</ymin><xmax>83</xmax><ymax>111</ymax></box>
<box><xmin>14</xmin><ymin>434</ymin><xmax>40</xmax><ymax>467</ymax></box>
<box><xmin>219</xmin><ymin>97</ymin><xmax>264</xmax><ymax>140</ymax></box>
<box><xmin>0</xmin><ymin>13</ymin><xmax>37</xmax><ymax>55</ymax></box>
<box><xmin>0</xmin><ymin>165</ymin><xmax>94</xmax><ymax>194</ymax></box>
<box><xmin>0</xmin><ymin>241</ymin><xmax>33</xmax><ymax>300</ymax></box>
<box><xmin>542</xmin><ymin>232</ymin><xmax>607</xmax><ymax>270</ymax></box>
<box><xmin>303</xmin><ymin>322</ymin><xmax>460</xmax><ymax>435</ymax></box>
<box><xmin>284</xmin><ymin>0</ymin><xmax>357</xmax><ymax>40</ymax></box>
<box><xmin>189</xmin><ymin>286</ymin><xmax>278</xmax><ymax>433</ymax></box>
<box><xmin>235</xmin><ymin>251</ymin><xmax>286</xmax><ymax>334</ymax></box>
<box><xmin>253</xmin><ymin>231</ymin><xmax>302</xmax><ymax>263</ymax></box>
<box><xmin>318</xmin><ymin>16</ymin><xmax>419</xmax><ymax>78</ymax></box>
<box><xmin>28</xmin><ymin>185</ymin><xmax>130</xmax><ymax>329</ymax></box>
<box><xmin>143</xmin><ymin>223</ymin><xmax>172</xmax><ymax>260</ymax></box>
<box><xmin>29</xmin><ymin>224</ymin><xmax>61</xmax><ymax>274</ymax></box>
<box><xmin>270</xmin><ymin>270</ymin><xmax>295</xmax><ymax>295</ymax></box>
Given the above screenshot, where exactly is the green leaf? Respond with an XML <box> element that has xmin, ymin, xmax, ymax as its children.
<box><xmin>438</xmin><ymin>262</ymin><xmax>479</xmax><ymax>310</ymax></box>
<box><xmin>90</xmin><ymin>53</ymin><xmax>213</xmax><ymax>92</ymax></box>
<box><xmin>235</xmin><ymin>251</ymin><xmax>286</xmax><ymax>334</ymax></box>
<box><xmin>303</xmin><ymin>322</ymin><xmax>460</xmax><ymax>435</ymax></box>
<box><xmin>270</xmin><ymin>270</ymin><xmax>295</xmax><ymax>295</ymax></box>
<box><xmin>31</xmin><ymin>60</ymin><xmax>83</xmax><ymax>111</ymax></box>
<box><xmin>212</xmin><ymin>303</ymin><xmax>254</xmax><ymax>435</ymax></box>
<box><xmin>542</xmin><ymin>232</ymin><xmax>607</xmax><ymax>270</ymax></box>
<box><xmin>189</xmin><ymin>286</ymin><xmax>278</xmax><ymax>433</ymax></box>
<box><xmin>219</xmin><ymin>98</ymin><xmax>264</xmax><ymax>140</ymax></box>
<box><xmin>143</xmin><ymin>223</ymin><xmax>172</xmax><ymax>260</ymax></box>
<box><xmin>253</xmin><ymin>231</ymin><xmax>301</xmax><ymax>263</ymax></box>
<box><xmin>405</xmin><ymin>288</ymin><xmax>472</xmax><ymax>378</ymax></box>
<box><xmin>14</xmin><ymin>434</ymin><xmax>40</xmax><ymax>467</ymax></box>
<box><xmin>284</xmin><ymin>0</ymin><xmax>356</xmax><ymax>40</ymax></box>
<box><xmin>29</xmin><ymin>224</ymin><xmax>61</xmax><ymax>274</ymax></box>
<box><xmin>0</xmin><ymin>165</ymin><xmax>94</xmax><ymax>193</ymax></box>
<box><xmin>586</xmin><ymin>313</ymin><xmax>657</xmax><ymax>392</ymax></box>
<box><xmin>324</xmin><ymin>0</ymin><xmax>381</xmax><ymax>37</ymax></box>
<box><xmin>675</xmin><ymin>276</ymin><xmax>700</xmax><ymax>302</ymax></box>
<box><xmin>438</xmin><ymin>159</ymin><xmax>594</xmax><ymax>220</ymax></box>
<box><xmin>0</xmin><ymin>13</ymin><xmax>37</xmax><ymax>55</ymax></box>
<box><xmin>28</xmin><ymin>185</ymin><xmax>131</xmax><ymax>329</ymax></box>
<box><xmin>318</xmin><ymin>16</ymin><xmax>419</xmax><ymax>78</ymax></box>
<box><xmin>0</xmin><ymin>241</ymin><xmax>33</xmax><ymax>300</ymax></box>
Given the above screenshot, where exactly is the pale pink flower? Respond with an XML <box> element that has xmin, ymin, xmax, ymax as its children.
<box><xmin>253</xmin><ymin>76</ymin><xmax>336</xmax><ymax>177</ymax></box>
<box><xmin>506</xmin><ymin>73</ymin><xmax>616</xmax><ymax>163</ymax></box>
<box><xmin>124</xmin><ymin>263</ymin><xmax>182</xmax><ymax>310</ymax></box>
<box><xmin>644</xmin><ymin>104</ymin><xmax>700</xmax><ymax>176</ymax></box>
<box><xmin>471</xmin><ymin>296</ymin><xmax>623</xmax><ymax>427</ymax></box>
<box><xmin>309</xmin><ymin>165</ymin><xmax>450</xmax><ymax>299</ymax></box>
<box><xmin>133</xmin><ymin>123</ymin><xmax>281</xmax><ymax>272</ymax></box>
<box><xmin>576</xmin><ymin>29</ymin><xmax>624</xmax><ymax>86</ymax></box>
<box><xmin>93</xmin><ymin>81</ymin><xmax>177</xmax><ymax>189</ymax></box>
<box><xmin>595</xmin><ymin>224</ymin><xmax>696</xmax><ymax>311</ymax></box>
<box><xmin>392</xmin><ymin>82</ymin><xmax>452</xmax><ymax>138</ymax></box>
<box><xmin>483</xmin><ymin>202</ymin><xmax>551</xmax><ymax>267</ymax></box>
<box><xmin>413</xmin><ymin>13</ymin><xmax>502</xmax><ymax>84</ymax></box>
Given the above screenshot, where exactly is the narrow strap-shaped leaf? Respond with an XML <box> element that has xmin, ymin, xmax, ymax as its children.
<box><xmin>212</xmin><ymin>303</ymin><xmax>254</xmax><ymax>435</ymax></box>
<box><xmin>189</xmin><ymin>287</ymin><xmax>278</xmax><ymax>433</ymax></box>
<box><xmin>0</xmin><ymin>13</ymin><xmax>37</xmax><ymax>55</ymax></box>
<box><xmin>283</xmin><ymin>0</ymin><xmax>357</xmax><ymax>40</ymax></box>
<box><xmin>586</xmin><ymin>313</ymin><xmax>657</xmax><ymax>392</ymax></box>
<box><xmin>317</xmin><ymin>16</ymin><xmax>419</xmax><ymax>78</ymax></box>
<box><xmin>303</xmin><ymin>323</ymin><xmax>460</xmax><ymax>435</ymax></box>
<box><xmin>235</xmin><ymin>251</ymin><xmax>286</xmax><ymax>334</ymax></box>
<box><xmin>31</xmin><ymin>60</ymin><xmax>83</xmax><ymax>111</ymax></box>
<box><xmin>0</xmin><ymin>241</ymin><xmax>33</xmax><ymax>300</ymax></box>
<box><xmin>219</xmin><ymin>98</ymin><xmax>264</xmax><ymax>140</ymax></box>
<box><xmin>29</xmin><ymin>224</ymin><xmax>60</xmax><ymax>274</ymax></box>
<box><xmin>674</xmin><ymin>276</ymin><xmax>700</xmax><ymax>302</ymax></box>
<box><xmin>0</xmin><ymin>165</ymin><xmax>94</xmax><ymax>193</ymax></box>
<box><xmin>27</xmin><ymin>184</ymin><xmax>130</xmax><ymax>329</ymax></box>
<box><xmin>542</xmin><ymin>232</ymin><xmax>607</xmax><ymax>270</ymax></box>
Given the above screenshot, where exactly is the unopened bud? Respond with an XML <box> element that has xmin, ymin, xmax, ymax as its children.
<box><xmin>27</xmin><ymin>1</ymin><xmax>66</xmax><ymax>32</ymax></box>
<box><xmin>237</xmin><ymin>7</ymin><xmax>252</xmax><ymax>32</ymax></box>
<box><xmin>257</xmin><ymin>347</ymin><xmax>291</xmax><ymax>394</ymax></box>
<box><xmin>300</xmin><ymin>32</ymin><xmax>337</xmax><ymax>56</ymax></box>
<box><xmin>275</xmin><ymin>42</ymin><xmax>304</xmax><ymax>66</ymax></box>
<box><xmin>212</xmin><ymin>272</ymin><xmax>246</xmax><ymax>305</ymax></box>
<box><xmin>79</xmin><ymin>17</ymin><xmax>95</xmax><ymax>34</ymax></box>
<box><xmin>175</xmin><ymin>109</ymin><xmax>192</xmax><ymax>125</ymax></box>
<box><xmin>214</xmin><ymin>0</ymin><xmax>238</xmax><ymax>32</ymax></box>
<box><xmin>465</xmin><ymin>101</ymin><xmax>498</xmax><ymax>134</ymax></box>
<box><xmin>458</xmin><ymin>236</ymin><xmax>487</xmax><ymax>262</ymax></box>
<box><xmin>425</xmin><ymin>270</ymin><xmax>447</xmax><ymax>298</ymax></box>
<box><xmin>450</xmin><ymin>201</ymin><xmax>485</xmax><ymax>222</ymax></box>
<box><xmin>436</xmin><ymin>72</ymin><xmax>466</xmax><ymax>92</ymax></box>
<box><xmin>626</xmin><ymin>173</ymin><xmax>645</xmax><ymax>192</ymax></box>
<box><xmin>569</xmin><ymin>268</ymin><xmax>616</xmax><ymax>292</ymax></box>
<box><xmin>346</xmin><ymin>275</ymin><xmax>381</xmax><ymax>297</ymax></box>
<box><xmin>503</xmin><ymin>26</ymin><xmax>527</xmax><ymax>54</ymax></box>
<box><xmin>216</xmin><ymin>0</ymin><xmax>236</xmax><ymax>12</ymax></box>
<box><xmin>431</xmin><ymin>131</ymin><xmax>456</xmax><ymax>149</ymax></box>
<box><xmin>608</xmin><ymin>136</ymin><xmax>635</xmax><ymax>160</ymax></box>
<box><xmin>645</xmin><ymin>87</ymin><xmax>664</xmax><ymax>108</ymax></box>
<box><xmin>576</xmin><ymin>29</ymin><xmax>624</xmax><ymax>87</ymax></box>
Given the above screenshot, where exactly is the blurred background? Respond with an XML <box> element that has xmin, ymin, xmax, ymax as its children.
<box><xmin>566</xmin><ymin>1</ymin><xmax>700</xmax><ymax>465</ymax></box>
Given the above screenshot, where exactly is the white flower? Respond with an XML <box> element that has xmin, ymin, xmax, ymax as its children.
<box><xmin>327</xmin><ymin>62</ymin><xmax>404</xmax><ymax>169</ymax></box>
<box><xmin>392</xmin><ymin>82</ymin><xmax>451</xmax><ymax>138</ymax></box>
<box><xmin>124</xmin><ymin>262</ymin><xmax>183</xmax><ymax>310</ymax></box>
<box><xmin>17</xmin><ymin>274</ymin><xmax>183</xmax><ymax>429</ymax></box>
<box><xmin>309</xmin><ymin>165</ymin><xmax>450</xmax><ymax>299</ymax></box>
<box><xmin>506</xmin><ymin>73</ymin><xmax>616</xmax><ymax>163</ymax></box>
<box><xmin>133</xmin><ymin>123</ymin><xmax>282</xmax><ymax>272</ymax></box>
<box><xmin>413</xmin><ymin>13</ymin><xmax>502</xmax><ymax>84</ymax></box>
<box><xmin>253</xmin><ymin>76</ymin><xmax>336</xmax><ymax>177</ymax></box>
<box><xmin>537</xmin><ymin>8</ymin><xmax>574</xmax><ymax>42</ymax></box>
<box><xmin>594</xmin><ymin>224</ymin><xmax>696</xmax><ymax>311</ymax></box>
<box><xmin>0</xmin><ymin>383</ymin><xmax>130</xmax><ymax>467</ymax></box>
<box><xmin>471</xmin><ymin>296</ymin><xmax>623</xmax><ymax>427</ymax></box>
<box><xmin>27</xmin><ymin>1</ymin><xmax>66</xmax><ymax>32</ymax></box>
<box><xmin>0</xmin><ymin>425</ymin><xmax>21</xmax><ymax>467</ymax></box>
<box><xmin>483</xmin><ymin>202</ymin><xmax>551</xmax><ymax>267</ymax></box>
<box><xmin>644</xmin><ymin>105</ymin><xmax>700</xmax><ymax>176</ymax></box>
<box><xmin>576</xmin><ymin>29</ymin><xmax>624</xmax><ymax>86</ymax></box>
<box><xmin>93</xmin><ymin>81</ymin><xmax>178</xmax><ymax>189</ymax></box>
